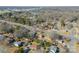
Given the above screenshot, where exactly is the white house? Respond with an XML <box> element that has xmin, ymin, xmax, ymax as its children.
<box><xmin>0</xmin><ymin>35</ymin><xmax>5</xmax><ymax>40</ymax></box>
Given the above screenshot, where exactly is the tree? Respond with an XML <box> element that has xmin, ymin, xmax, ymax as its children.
<box><xmin>0</xmin><ymin>23</ymin><xmax>15</xmax><ymax>33</ymax></box>
<box><xmin>60</xmin><ymin>19</ymin><xmax>65</xmax><ymax>27</ymax></box>
<box><xmin>17</xmin><ymin>47</ymin><xmax>24</xmax><ymax>53</ymax></box>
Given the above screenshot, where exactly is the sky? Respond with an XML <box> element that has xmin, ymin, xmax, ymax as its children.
<box><xmin>0</xmin><ymin>0</ymin><xmax>79</xmax><ymax>6</ymax></box>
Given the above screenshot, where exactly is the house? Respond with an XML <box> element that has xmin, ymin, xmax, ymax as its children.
<box><xmin>49</xmin><ymin>46</ymin><xmax>60</xmax><ymax>53</ymax></box>
<box><xmin>28</xmin><ymin>31</ymin><xmax>37</xmax><ymax>39</ymax></box>
<box><xmin>49</xmin><ymin>30</ymin><xmax>63</xmax><ymax>40</ymax></box>
<box><xmin>13</xmin><ymin>41</ymin><xmax>25</xmax><ymax>47</ymax></box>
<box><xmin>7</xmin><ymin>38</ymin><xmax>15</xmax><ymax>44</ymax></box>
<box><xmin>14</xmin><ymin>33</ymin><xmax>23</xmax><ymax>38</ymax></box>
<box><xmin>0</xmin><ymin>35</ymin><xmax>5</xmax><ymax>40</ymax></box>
<box><xmin>30</xmin><ymin>44</ymin><xmax>37</xmax><ymax>50</ymax></box>
<box><xmin>44</xmin><ymin>36</ymin><xmax>52</xmax><ymax>43</ymax></box>
<box><xmin>23</xmin><ymin>47</ymin><xmax>30</xmax><ymax>53</ymax></box>
<box><xmin>63</xmin><ymin>34</ymin><xmax>74</xmax><ymax>40</ymax></box>
<box><xmin>8</xmin><ymin>33</ymin><xmax>14</xmax><ymax>38</ymax></box>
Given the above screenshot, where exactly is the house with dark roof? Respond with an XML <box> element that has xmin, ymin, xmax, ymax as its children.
<box><xmin>7</xmin><ymin>38</ymin><xmax>15</xmax><ymax>44</ymax></box>
<box><xmin>13</xmin><ymin>41</ymin><xmax>25</xmax><ymax>47</ymax></box>
<box><xmin>23</xmin><ymin>47</ymin><xmax>30</xmax><ymax>53</ymax></box>
<box><xmin>49</xmin><ymin>45</ymin><xmax>60</xmax><ymax>53</ymax></box>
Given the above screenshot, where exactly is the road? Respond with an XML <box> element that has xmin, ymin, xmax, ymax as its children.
<box><xmin>0</xmin><ymin>20</ymin><xmax>59</xmax><ymax>33</ymax></box>
<box><xmin>0</xmin><ymin>20</ymin><xmax>41</xmax><ymax>31</ymax></box>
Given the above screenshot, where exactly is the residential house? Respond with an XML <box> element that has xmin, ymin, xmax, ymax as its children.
<box><xmin>13</xmin><ymin>41</ymin><xmax>25</xmax><ymax>47</ymax></box>
<box><xmin>49</xmin><ymin>45</ymin><xmax>60</xmax><ymax>53</ymax></box>
<box><xmin>0</xmin><ymin>34</ymin><xmax>5</xmax><ymax>40</ymax></box>
<box><xmin>23</xmin><ymin>47</ymin><xmax>30</xmax><ymax>53</ymax></box>
<box><xmin>7</xmin><ymin>38</ymin><xmax>15</xmax><ymax>44</ymax></box>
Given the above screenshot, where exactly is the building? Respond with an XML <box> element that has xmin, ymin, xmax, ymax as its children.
<box><xmin>0</xmin><ymin>34</ymin><xmax>5</xmax><ymax>40</ymax></box>
<box><xmin>30</xmin><ymin>44</ymin><xmax>37</xmax><ymax>50</ymax></box>
<box><xmin>7</xmin><ymin>38</ymin><xmax>15</xmax><ymax>44</ymax></box>
<box><xmin>13</xmin><ymin>41</ymin><xmax>25</xmax><ymax>47</ymax></box>
<box><xmin>23</xmin><ymin>47</ymin><xmax>30</xmax><ymax>53</ymax></box>
<box><xmin>49</xmin><ymin>46</ymin><xmax>60</xmax><ymax>53</ymax></box>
